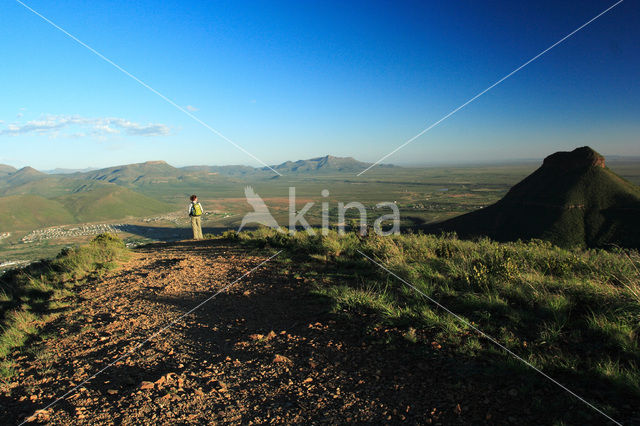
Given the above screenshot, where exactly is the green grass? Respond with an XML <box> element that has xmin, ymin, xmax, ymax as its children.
<box><xmin>0</xmin><ymin>194</ymin><xmax>75</xmax><ymax>231</ymax></box>
<box><xmin>223</xmin><ymin>228</ymin><xmax>640</xmax><ymax>421</ymax></box>
<box><xmin>56</xmin><ymin>184</ymin><xmax>171</xmax><ymax>222</ymax></box>
<box><xmin>0</xmin><ymin>233</ymin><xmax>129</xmax><ymax>378</ymax></box>
<box><xmin>0</xmin><ymin>184</ymin><xmax>172</xmax><ymax>232</ymax></box>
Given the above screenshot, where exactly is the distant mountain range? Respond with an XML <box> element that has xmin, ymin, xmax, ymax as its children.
<box><xmin>0</xmin><ymin>155</ymin><xmax>389</xmax><ymax>188</ymax></box>
<box><xmin>266</xmin><ymin>155</ymin><xmax>394</xmax><ymax>173</ymax></box>
<box><xmin>0</xmin><ymin>161</ymin><xmax>172</xmax><ymax>232</ymax></box>
<box><xmin>0</xmin><ymin>155</ymin><xmax>390</xmax><ymax>231</ymax></box>
<box><xmin>428</xmin><ymin>147</ymin><xmax>640</xmax><ymax>248</ymax></box>
<box><xmin>182</xmin><ymin>155</ymin><xmax>394</xmax><ymax>176</ymax></box>
<box><xmin>3</xmin><ymin>150</ymin><xmax>639</xmax><ymax>249</ymax></box>
<box><xmin>0</xmin><ymin>155</ymin><xmax>391</xmax><ymax>182</ymax></box>
<box><xmin>44</xmin><ymin>167</ymin><xmax>99</xmax><ymax>174</ymax></box>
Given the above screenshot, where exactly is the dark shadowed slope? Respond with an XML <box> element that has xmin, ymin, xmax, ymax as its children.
<box><xmin>428</xmin><ymin>147</ymin><xmax>640</xmax><ymax>248</ymax></box>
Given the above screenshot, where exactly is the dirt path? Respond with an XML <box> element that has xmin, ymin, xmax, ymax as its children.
<box><xmin>1</xmin><ymin>240</ymin><xmax>593</xmax><ymax>424</ymax></box>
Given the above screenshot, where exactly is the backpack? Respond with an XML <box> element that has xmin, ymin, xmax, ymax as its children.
<box><xmin>192</xmin><ymin>202</ymin><xmax>203</xmax><ymax>216</ymax></box>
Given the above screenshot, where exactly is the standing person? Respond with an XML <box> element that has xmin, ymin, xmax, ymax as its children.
<box><xmin>188</xmin><ymin>195</ymin><xmax>204</xmax><ymax>240</ymax></box>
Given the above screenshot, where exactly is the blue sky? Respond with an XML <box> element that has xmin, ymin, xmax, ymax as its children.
<box><xmin>0</xmin><ymin>0</ymin><xmax>638</xmax><ymax>169</ymax></box>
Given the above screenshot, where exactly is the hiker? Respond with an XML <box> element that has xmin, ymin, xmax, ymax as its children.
<box><xmin>188</xmin><ymin>194</ymin><xmax>204</xmax><ymax>240</ymax></box>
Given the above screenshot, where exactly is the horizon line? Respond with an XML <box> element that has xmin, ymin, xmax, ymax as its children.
<box><xmin>3</xmin><ymin>152</ymin><xmax>640</xmax><ymax>173</ymax></box>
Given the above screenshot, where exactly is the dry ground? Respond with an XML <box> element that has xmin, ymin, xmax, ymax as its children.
<box><xmin>1</xmin><ymin>240</ymin><xmax>594</xmax><ymax>424</ymax></box>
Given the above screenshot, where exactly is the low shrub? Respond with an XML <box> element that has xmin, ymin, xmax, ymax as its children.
<box><xmin>0</xmin><ymin>234</ymin><xmax>129</xmax><ymax>369</ymax></box>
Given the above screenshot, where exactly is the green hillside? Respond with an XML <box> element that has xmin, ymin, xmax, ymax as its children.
<box><xmin>0</xmin><ymin>195</ymin><xmax>75</xmax><ymax>231</ymax></box>
<box><xmin>0</xmin><ymin>176</ymin><xmax>111</xmax><ymax>198</ymax></box>
<box><xmin>55</xmin><ymin>185</ymin><xmax>172</xmax><ymax>222</ymax></box>
<box><xmin>429</xmin><ymin>147</ymin><xmax>640</xmax><ymax>248</ymax></box>
<box><xmin>0</xmin><ymin>165</ymin><xmax>17</xmax><ymax>177</ymax></box>
<box><xmin>0</xmin><ymin>167</ymin><xmax>47</xmax><ymax>188</ymax></box>
<box><xmin>0</xmin><ymin>185</ymin><xmax>172</xmax><ymax>231</ymax></box>
<box><xmin>76</xmin><ymin>160</ymin><xmax>186</xmax><ymax>186</ymax></box>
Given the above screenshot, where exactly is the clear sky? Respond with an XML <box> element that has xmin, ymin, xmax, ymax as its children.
<box><xmin>0</xmin><ymin>0</ymin><xmax>638</xmax><ymax>169</ymax></box>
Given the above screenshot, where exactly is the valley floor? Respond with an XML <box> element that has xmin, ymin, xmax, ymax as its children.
<box><xmin>2</xmin><ymin>240</ymin><xmax>633</xmax><ymax>424</ymax></box>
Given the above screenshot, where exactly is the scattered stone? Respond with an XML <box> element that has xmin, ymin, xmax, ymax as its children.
<box><xmin>273</xmin><ymin>354</ymin><xmax>292</xmax><ymax>364</ymax></box>
<box><xmin>141</xmin><ymin>381</ymin><xmax>155</xmax><ymax>390</ymax></box>
<box><xmin>155</xmin><ymin>379</ymin><xmax>166</xmax><ymax>389</ymax></box>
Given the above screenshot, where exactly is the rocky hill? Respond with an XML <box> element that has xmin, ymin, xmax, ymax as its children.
<box><xmin>429</xmin><ymin>147</ymin><xmax>640</xmax><ymax>248</ymax></box>
<box><xmin>266</xmin><ymin>155</ymin><xmax>391</xmax><ymax>173</ymax></box>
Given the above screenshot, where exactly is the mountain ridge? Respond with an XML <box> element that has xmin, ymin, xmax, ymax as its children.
<box><xmin>0</xmin><ymin>166</ymin><xmax>48</xmax><ymax>187</ymax></box>
<box><xmin>44</xmin><ymin>167</ymin><xmax>99</xmax><ymax>175</ymax></box>
<box><xmin>0</xmin><ymin>155</ymin><xmax>386</xmax><ymax>230</ymax></box>
<box><xmin>1</xmin><ymin>155</ymin><xmax>394</xmax><ymax>178</ymax></box>
<box><xmin>265</xmin><ymin>155</ymin><xmax>395</xmax><ymax>173</ymax></box>
<box><xmin>428</xmin><ymin>146</ymin><xmax>640</xmax><ymax>248</ymax></box>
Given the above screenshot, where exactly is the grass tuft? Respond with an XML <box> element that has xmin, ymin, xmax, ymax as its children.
<box><xmin>233</xmin><ymin>227</ymin><xmax>640</xmax><ymax>414</ymax></box>
<box><xmin>0</xmin><ymin>233</ymin><xmax>128</xmax><ymax>366</ymax></box>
